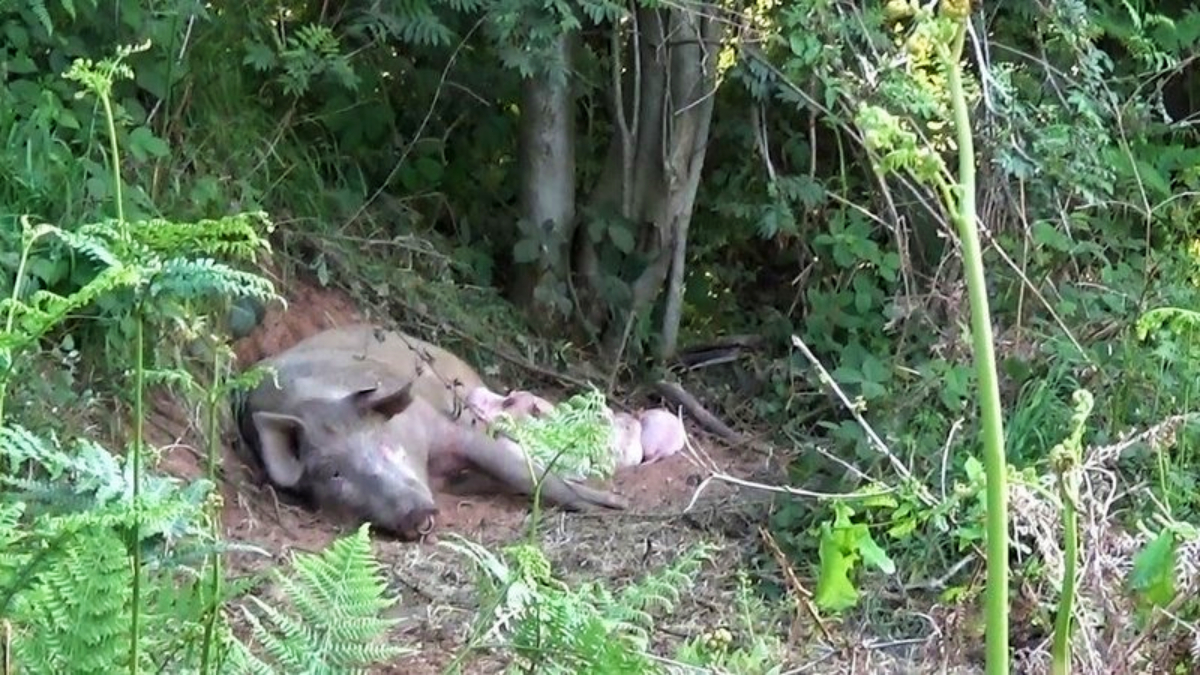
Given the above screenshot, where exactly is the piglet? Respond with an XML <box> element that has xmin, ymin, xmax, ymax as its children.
<box><xmin>465</xmin><ymin>387</ymin><xmax>556</xmax><ymax>425</ymax></box>
<box><xmin>500</xmin><ymin>389</ymin><xmax>555</xmax><ymax>418</ymax></box>
<box><xmin>609</xmin><ymin>411</ymin><xmax>645</xmax><ymax>468</ymax></box>
<box><xmin>637</xmin><ymin>408</ymin><xmax>686</xmax><ymax>463</ymax></box>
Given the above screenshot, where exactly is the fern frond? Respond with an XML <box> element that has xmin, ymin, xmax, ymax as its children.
<box><xmin>0</xmin><ymin>263</ymin><xmax>144</xmax><ymax>352</ymax></box>
<box><xmin>443</xmin><ymin>535</ymin><xmax>711</xmax><ymax>673</ymax></box>
<box><xmin>10</xmin><ymin>527</ymin><xmax>132</xmax><ymax>674</ymax></box>
<box><xmin>124</xmin><ymin>212</ymin><xmax>273</xmax><ymax>262</ymax></box>
<box><xmin>46</xmin><ymin>223</ymin><xmax>123</xmax><ymax>268</ymax></box>
<box><xmin>490</xmin><ymin>388</ymin><xmax>615</xmax><ymax>480</ymax></box>
<box><xmin>238</xmin><ymin>524</ymin><xmax>410</xmax><ymax>672</ymax></box>
<box><xmin>349</xmin><ymin>2</ymin><xmax>454</xmax><ymax>48</ymax></box>
<box><xmin>0</xmin><ymin>426</ymin><xmax>216</xmax><ymax>548</ymax></box>
<box><xmin>150</xmin><ymin>257</ymin><xmax>276</xmax><ymax>304</ymax></box>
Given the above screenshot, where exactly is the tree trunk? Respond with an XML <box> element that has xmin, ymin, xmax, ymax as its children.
<box><xmin>508</xmin><ymin>31</ymin><xmax>577</xmax><ymax>319</ymax></box>
<box><xmin>575</xmin><ymin>3</ymin><xmax>724</xmax><ymax>363</ymax></box>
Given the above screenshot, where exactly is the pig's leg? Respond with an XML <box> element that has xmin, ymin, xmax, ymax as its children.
<box><xmin>418</xmin><ymin>399</ymin><xmax>627</xmax><ymax>511</ymax></box>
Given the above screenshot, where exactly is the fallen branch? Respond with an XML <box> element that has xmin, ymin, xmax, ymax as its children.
<box><xmin>653</xmin><ymin>380</ymin><xmax>745</xmax><ymax>443</ymax></box>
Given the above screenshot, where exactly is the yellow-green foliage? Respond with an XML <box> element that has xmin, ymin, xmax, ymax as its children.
<box><xmin>229</xmin><ymin>524</ymin><xmax>409</xmax><ymax>674</ymax></box>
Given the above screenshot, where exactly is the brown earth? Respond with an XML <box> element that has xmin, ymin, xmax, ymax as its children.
<box><xmin>141</xmin><ymin>264</ymin><xmax>967</xmax><ymax>674</ymax></box>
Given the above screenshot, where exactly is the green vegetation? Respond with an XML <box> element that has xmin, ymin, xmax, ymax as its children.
<box><xmin>2</xmin><ymin>0</ymin><xmax>1200</xmax><ymax>673</ymax></box>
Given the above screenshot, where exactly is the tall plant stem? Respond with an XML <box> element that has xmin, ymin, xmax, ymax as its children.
<box><xmin>199</xmin><ymin>348</ymin><xmax>225</xmax><ymax>674</ymax></box>
<box><xmin>945</xmin><ymin>18</ymin><xmax>1009</xmax><ymax>675</ymax></box>
<box><xmin>129</xmin><ymin>306</ymin><xmax>144</xmax><ymax>674</ymax></box>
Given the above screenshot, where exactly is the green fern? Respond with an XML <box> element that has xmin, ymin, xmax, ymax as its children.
<box><xmin>349</xmin><ymin>2</ymin><xmax>456</xmax><ymax>49</ymax></box>
<box><xmin>123</xmin><ymin>213</ymin><xmax>273</xmax><ymax>261</ymax></box>
<box><xmin>0</xmin><ymin>424</ymin><xmax>414</xmax><ymax>674</ymax></box>
<box><xmin>232</xmin><ymin>524</ymin><xmax>409</xmax><ymax>674</ymax></box>
<box><xmin>442</xmin><ymin>535</ymin><xmax>714</xmax><ymax>673</ymax></box>
<box><xmin>10</xmin><ymin>527</ymin><xmax>132</xmax><ymax>674</ymax></box>
<box><xmin>489</xmin><ymin>388</ymin><xmax>615</xmax><ymax>480</ymax></box>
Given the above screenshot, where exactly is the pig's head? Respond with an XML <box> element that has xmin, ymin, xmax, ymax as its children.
<box><xmin>465</xmin><ymin>387</ymin><xmax>556</xmax><ymax>426</ymax></box>
<box><xmin>249</xmin><ymin>382</ymin><xmax>440</xmax><ymax>540</ymax></box>
<box><xmin>501</xmin><ymin>390</ymin><xmax>555</xmax><ymax>418</ymax></box>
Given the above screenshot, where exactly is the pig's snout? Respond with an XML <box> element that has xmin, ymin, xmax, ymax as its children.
<box><xmin>396</xmin><ymin>505</ymin><xmax>439</xmax><ymax>541</ymax></box>
<box><xmin>371</xmin><ymin>468</ymin><xmax>440</xmax><ymax>540</ymax></box>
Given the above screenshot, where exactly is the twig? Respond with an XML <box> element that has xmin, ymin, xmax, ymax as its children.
<box><xmin>653</xmin><ymin>380</ymin><xmax>744</xmax><ymax>442</ymax></box>
<box><xmin>758</xmin><ymin>525</ymin><xmax>838</xmax><ymax>646</ymax></box>
<box><xmin>790</xmin><ymin>334</ymin><xmax>937</xmax><ymax>508</ymax></box>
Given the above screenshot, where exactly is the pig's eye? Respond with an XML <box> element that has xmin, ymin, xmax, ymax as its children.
<box><xmin>332</xmin><ymin>470</ymin><xmax>342</xmax><ymax>479</ymax></box>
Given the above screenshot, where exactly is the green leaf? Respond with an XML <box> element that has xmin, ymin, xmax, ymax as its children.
<box><xmin>9</xmin><ymin>54</ymin><xmax>37</xmax><ymax>75</ymax></box>
<box><xmin>608</xmin><ymin>224</ymin><xmax>635</xmax><ymax>253</ymax></box>
<box><xmin>414</xmin><ymin>156</ymin><xmax>444</xmax><ymax>184</ymax></box>
<box><xmin>128</xmin><ymin>126</ymin><xmax>170</xmax><ymax>161</ymax></box>
<box><xmin>513</xmin><ymin>238</ymin><xmax>540</xmax><ymax>264</ymax></box>
<box><xmin>1031</xmin><ymin>221</ymin><xmax>1072</xmax><ymax>252</ymax></box>
<box><xmin>1128</xmin><ymin>529</ymin><xmax>1177</xmax><ymax>607</ymax></box>
<box><xmin>854</xmin><ymin>528</ymin><xmax>896</xmax><ymax>574</ymax></box>
<box><xmin>814</xmin><ymin>523</ymin><xmax>859</xmax><ymax>612</ymax></box>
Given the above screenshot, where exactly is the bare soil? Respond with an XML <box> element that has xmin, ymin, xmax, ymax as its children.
<box><xmin>142</xmin><ymin>266</ymin><xmax>970</xmax><ymax>674</ymax></box>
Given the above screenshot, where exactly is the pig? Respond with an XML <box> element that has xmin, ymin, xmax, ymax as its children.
<box><xmin>636</xmin><ymin>408</ymin><xmax>686</xmax><ymax>463</ymax></box>
<box><xmin>234</xmin><ymin>324</ymin><xmax>628</xmax><ymax>540</ymax></box>
<box><xmin>464</xmin><ymin>387</ymin><xmax>555</xmax><ymax>424</ymax></box>
<box><xmin>609</xmin><ymin>411</ymin><xmax>645</xmax><ymax>468</ymax></box>
<box><xmin>275</xmin><ymin>323</ymin><xmax>489</xmax><ymax>427</ymax></box>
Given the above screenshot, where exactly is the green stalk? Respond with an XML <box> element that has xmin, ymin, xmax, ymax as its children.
<box><xmin>944</xmin><ymin>17</ymin><xmax>1009</xmax><ymax>675</ymax></box>
<box><xmin>92</xmin><ymin>56</ymin><xmax>138</xmax><ymax>675</ymax></box>
<box><xmin>1050</xmin><ymin>390</ymin><xmax>1091</xmax><ymax>674</ymax></box>
<box><xmin>199</xmin><ymin>348</ymin><xmax>225</xmax><ymax>675</ymax></box>
<box><xmin>100</xmin><ymin>92</ymin><xmax>127</xmax><ymax>233</ymax></box>
<box><xmin>0</xmin><ymin>226</ymin><xmax>46</xmax><ymax>423</ymax></box>
<box><xmin>129</xmin><ymin>304</ymin><xmax>144</xmax><ymax>675</ymax></box>
<box><xmin>1051</xmin><ymin>468</ymin><xmax>1078</xmax><ymax>675</ymax></box>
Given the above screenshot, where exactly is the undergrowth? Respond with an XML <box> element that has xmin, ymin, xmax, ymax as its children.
<box><xmin>6</xmin><ymin>0</ymin><xmax>1200</xmax><ymax>673</ymax></box>
<box><xmin>1</xmin><ymin>35</ymin><xmax>720</xmax><ymax>675</ymax></box>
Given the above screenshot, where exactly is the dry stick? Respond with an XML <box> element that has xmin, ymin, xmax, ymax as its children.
<box><xmin>939</xmin><ymin>418</ymin><xmax>965</xmax><ymax>501</ymax></box>
<box><xmin>652</xmin><ymin>380</ymin><xmax>743</xmax><ymax>442</ymax></box>
<box><xmin>680</xmin><ymin>431</ymin><xmax>889</xmax><ymax>513</ymax></box>
<box><xmin>789</xmin><ymin>335</ymin><xmax>937</xmax><ymax>508</ymax></box>
<box><xmin>758</xmin><ymin>525</ymin><xmax>837</xmax><ymax>646</ymax></box>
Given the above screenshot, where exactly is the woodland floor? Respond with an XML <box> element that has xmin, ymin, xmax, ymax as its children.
<box><xmin>140</xmin><ymin>267</ymin><xmax>983</xmax><ymax>674</ymax></box>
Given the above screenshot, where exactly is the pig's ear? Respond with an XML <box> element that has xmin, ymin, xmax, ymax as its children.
<box><xmin>356</xmin><ymin>381</ymin><xmax>414</xmax><ymax>419</ymax></box>
<box><xmin>252</xmin><ymin>412</ymin><xmax>307</xmax><ymax>487</ymax></box>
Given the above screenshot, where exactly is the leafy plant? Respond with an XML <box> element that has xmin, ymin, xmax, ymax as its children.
<box><xmin>488</xmin><ymin>388</ymin><xmax>616</xmax><ymax>481</ymax></box>
<box><xmin>229</xmin><ymin>524</ymin><xmax>410</xmax><ymax>674</ymax></box>
<box><xmin>441</xmin><ymin>534</ymin><xmax>714</xmax><ymax>674</ymax></box>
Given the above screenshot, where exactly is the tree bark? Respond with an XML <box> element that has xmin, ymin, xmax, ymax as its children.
<box><xmin>508</xmin><ymin>31</ymin><xmax>577</xmax><ymax>318</ymax></box>
<box><xmin>575</xmin><ymin>3</ymin><xmax>724</xmax><ymax>363</ymax></box>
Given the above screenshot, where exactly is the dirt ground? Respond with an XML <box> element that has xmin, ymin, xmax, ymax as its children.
<box><xmin>142</xmin><ymin>268</ymin><xmax>972</xmax><ymax>674</ymax></box>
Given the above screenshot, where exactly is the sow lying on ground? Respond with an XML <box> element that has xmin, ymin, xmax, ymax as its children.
<box><xmin>233</xmin><ymin>324</ymin><xmax>629</xmax><ymax>540</ymax></box>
